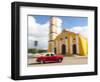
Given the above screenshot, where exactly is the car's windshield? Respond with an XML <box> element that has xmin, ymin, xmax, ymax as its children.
<box><xmin>46</xmin><ymin>54</ymin><xmax>50</xmax><ymax>56</ymax></box>
<box><xmin>51</xmin><ymin>54</ymin><xmax>54</xmax><ymax>56</ymax></box>
<box><xmin>45</xmin><ymin>53</ymin><xmax>55</xmax><ymax>56</ymax></box>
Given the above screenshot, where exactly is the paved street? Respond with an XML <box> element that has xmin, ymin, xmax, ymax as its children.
<box><xmin>27</xmin><ymin>56</ymin><xmax>88</xmax><ymax>67</ymax></box>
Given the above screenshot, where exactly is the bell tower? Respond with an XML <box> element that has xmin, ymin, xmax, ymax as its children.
<box><xmin>48</xmin><ymin>17</ymin><xmax>57</xmax><ymax>52</ymax></box>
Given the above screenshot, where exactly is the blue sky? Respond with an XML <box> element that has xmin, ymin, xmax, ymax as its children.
<box><xmin>33</xmin><ymin>15</ymin><xmax>88</xmax><ymax>29</ymax></box>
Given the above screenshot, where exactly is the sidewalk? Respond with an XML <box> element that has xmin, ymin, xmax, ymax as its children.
<box><xmin>73</xmin><ymin>55</ymin><xmax>88</xmax><ymax>58</ymax></box>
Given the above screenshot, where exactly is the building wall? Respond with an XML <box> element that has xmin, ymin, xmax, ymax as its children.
<box><xmin>48</xmin><ymin>30</ymin><xmax>88</xmax><ymax>56</ymax></box>
<box><xmin>53</xmin><ymin>30</ymin><xmax>78</xmax><ymax>56</ymax></box>
<box><xmin>78</xmin><ymin>34</ymin><xmax>88</xmax><ymax>56</ymax></box>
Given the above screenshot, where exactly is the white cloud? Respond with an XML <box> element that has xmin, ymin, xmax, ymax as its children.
<box><xmin>56</xmin><ymin>17</ymin><xmax>62</xmax><ymax>34</ymax></box>
<box><xmin>28</xmin><ymin>16</ymin><xmax>49</xmax><ymax>49</ymax></box>
<box><xmin>69</xmin><ymin>26</ymin><xmax>88</xmax><ymax>38</ymax></box>
<box><xmin>28</xmin><ymin>16</ymin><xmax>63</xmax><ymax>49</ymax></box>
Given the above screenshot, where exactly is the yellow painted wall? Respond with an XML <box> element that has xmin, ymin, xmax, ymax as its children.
<box><xmin>78</xmin><ymin>34</ymin><xmax>88</xmax><ymax>56</ymax></box>
<box><xmin>54</xmin><ymin>30</ymin><xmax>77</xmax><ymax>56</ymax></box>
<box><xmin>48</xmin><ymin>30</ymin><xmax>88</xmax><ymax>56</ymax></box>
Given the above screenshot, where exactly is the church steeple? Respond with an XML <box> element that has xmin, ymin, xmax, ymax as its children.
<box><xmin>49</xmin><ymin>16</ymin><xmax>57</xmax><ymax>41</ymax></box>
<box><xmin>48</xmin><ymin>16</ymin><xmax>58</xmax><ymax>52</ymax></box>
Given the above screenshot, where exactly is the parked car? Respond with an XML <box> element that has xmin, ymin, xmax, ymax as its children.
<box><xmin>36</xmin><ymin>53</ymin><xmax>63</xmax><ymax>64</ymax></box>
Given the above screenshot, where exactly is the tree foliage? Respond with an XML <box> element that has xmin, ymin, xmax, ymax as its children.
<box><xmin>28</xmin><ymin>48</ymin><xmax>47</xmax><ymax>54</ymax></box>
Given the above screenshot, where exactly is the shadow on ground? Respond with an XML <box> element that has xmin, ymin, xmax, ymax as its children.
<box><xmin>28</xmin><ymin>62</ymin><xmax>60</xmax><ymax>65</ymax></box>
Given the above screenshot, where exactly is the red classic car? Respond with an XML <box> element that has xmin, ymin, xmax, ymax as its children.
<box><xmin>36</xmin><ymin>53</ymin><xmax>63</xmax><ymax>64</ymax></box>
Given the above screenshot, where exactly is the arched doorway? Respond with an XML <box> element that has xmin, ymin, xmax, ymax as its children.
<box><xmin>72</xmin><ymin>44</ymin><xmax>77</xmax><ymax>54</ymax></box>
<box><xmin>61</xmin><ymin>44</ymin><xmax>66</xmax><ymax>56</ymax></box>
<box><xmin>54</xmin><ymin>48</ymin><xmax>56</xmax><ymax>54</ymax></box>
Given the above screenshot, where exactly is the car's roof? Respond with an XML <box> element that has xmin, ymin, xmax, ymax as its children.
<box><xmin>40</xmin><ymin>52</ymin><xmax>55</xmax><ymax>55</ymax></box>
<box><xmin>45</xmin><ymin>52</ymin><xmax>55</xmax><ymax>54</ymax></box>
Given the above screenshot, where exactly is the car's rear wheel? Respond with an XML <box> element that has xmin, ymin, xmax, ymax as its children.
<box><xmin>58</xmin><ymin>59</ymin><xmax>62</xmax><ymax>63</ymax></box>
<box><xmin>40</xmin><ymin>60</ymin><xmax>45</xmax><ymax>64</ymax></box>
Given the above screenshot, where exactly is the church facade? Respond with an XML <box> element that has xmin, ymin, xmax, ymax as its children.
<box><xmin>48</xmin><ymin>17</ymin><xmax>88</xmax><ymax>56</ymax></box>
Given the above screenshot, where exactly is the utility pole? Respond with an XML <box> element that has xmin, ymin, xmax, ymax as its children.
<box><xmin>34</xmin><ymin>40</ymin><xmax>38</xmax><ymax>53</ymax></box>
